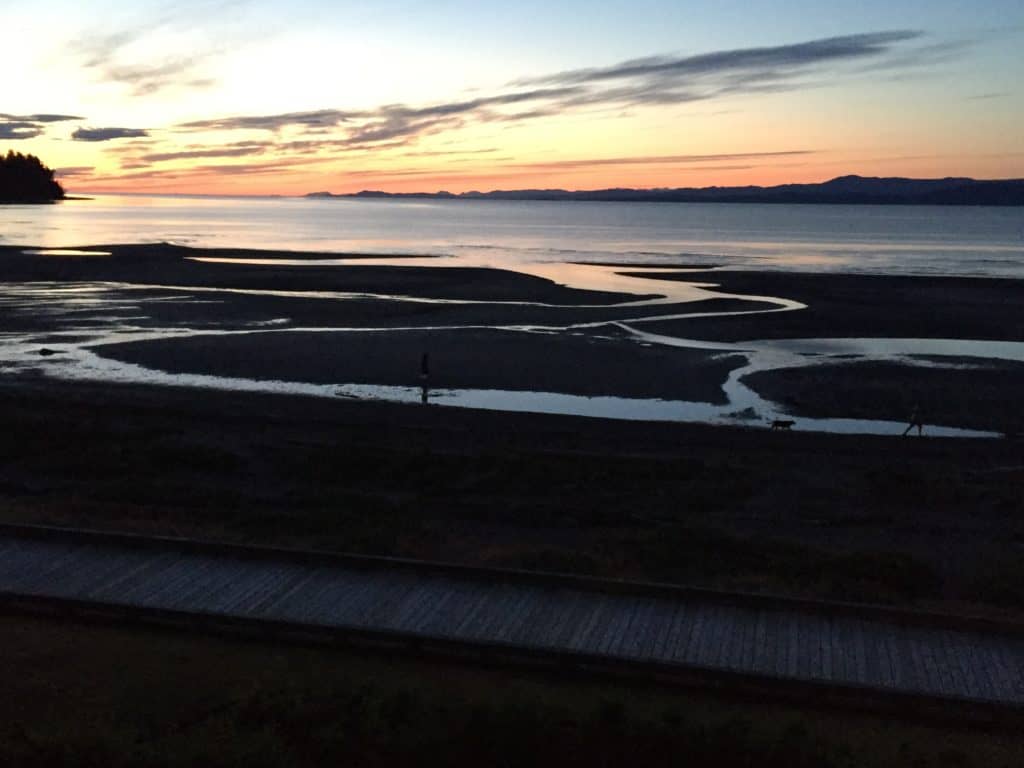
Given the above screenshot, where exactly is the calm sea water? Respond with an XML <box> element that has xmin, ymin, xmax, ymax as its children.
<box><xmin>2</xmin><ymin>194</ymin><xmax>1023</xmax><ymax>277</ymax></box>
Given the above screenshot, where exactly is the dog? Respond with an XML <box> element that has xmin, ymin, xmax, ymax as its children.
<box><xmin>770</xmin><ymin>419</ymin><xmax>795</xmax><ymax>431</ymax></box>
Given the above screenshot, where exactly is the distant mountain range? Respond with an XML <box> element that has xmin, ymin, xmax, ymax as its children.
<box><xmin>308</xmin><ymin>175</ymin><xmax>1024</xmax><ymax>206</ymax></box>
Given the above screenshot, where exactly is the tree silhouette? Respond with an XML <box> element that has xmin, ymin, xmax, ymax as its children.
<box><xmin>0</xmin><ymin>151</ymin><xmax>65</xmax><ymax>202</ymax></box>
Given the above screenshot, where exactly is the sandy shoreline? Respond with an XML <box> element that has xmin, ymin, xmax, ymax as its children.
<box><xmin>3</xmin><ymin>243</ymin><xmax>1024</xmax><ymax>434</ymax></box>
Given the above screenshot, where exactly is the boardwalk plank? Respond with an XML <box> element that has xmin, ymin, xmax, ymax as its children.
<box><xmin>938</xmin><ymin>630</ymin><xmax>974</xmax><ymax>701</ymax></box>
<box><xmin>985</xmin><ymin>641</ymin><xmax>1021</xmax><ymax>703</ymax></box>
<box><xmin>820</xmin><ymin>616</ymin><xmax>834</xmax><ymax>683</ymax></box>
<box><xmin>946</xmin><ymin>630</ymin><xmax>982</xmax><ymax>701</ymax></box>
<box><xmin>539</xmin><ymin>591</ymin><xmax>582</xmax><ymax>649</ymax></box>
<box><xmin>754</xmin><ymin>607</ymin><xmax>772</xmax><ymax>677</ymax></box>
<box><xmin>708</xmin><ymin>603</ymin><xmax>735</xmax><ymax>668</ymax></box>
<box><xmin>667</xmin><ymin>602</ymin><xmax>698</xmax><ymax>663</ymax></box>
<box><xmin>246</xmin><ymin>565</ymin><xmax>321</xmax><ymax>617</ymax></box>
<box><xmin>785</xmin><ymin>610</ymin><xmax>800</xmax><ymax>678</ymax></box>
<box><xmin>716</xmin><ymin>606</ymin><xmax>739</xmax><ymax>670</ymax></box>
<box><xmin>417</xmin><ymin>582</ymin><xmax>484</xmax><ymax>639</ymax></box>
<box><xmin>2</xmin><ymin>543</ymin><xmax>98</xmax><ymax>592</ymax></box>
<box><xmin>154</xmin><ymin>558</ymin><xmax>247</xmax><ymax>611</ymax></box>
<box><xmin>236</xmin><ymin>565</ymin><xmax>327</xmax><ymax>616</ymax></box>
<box><xmin>451</xmin><ymin>586</ymin><xmax>499</xmax><ymax>637</ymax></box>
<box><xmin>917</xmin><ymin>629</ymin><xmax>946</xmax><ymax>697</ymax></box>
<box><xmin>458</xmin><ymin>586</ymin><xmax>519</xmax><ymax>642</ymax></box>
<box><xmin>861</xmin><ymin>621</ymin><xmax>884</xmax><ymax>689</ymax></box>
<box><xmin>488</xmin><ymin>587</ymin><xmax>540</xmax><ymax>645</ymax></box>
<box><xmin>673</xmin><ymin>602</ymin><xmax>704</xmax><ymax>664</ymax></box>
<box><xmin>69</xmin><ymin>551</ymin><xmax>153</xmax><ymax>597</ymax></box>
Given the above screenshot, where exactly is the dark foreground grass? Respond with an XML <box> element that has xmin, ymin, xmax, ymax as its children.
<box><xmin>1</xmin><ymin>614</ymin><xmax>1021</xmax><ymax>768</ymax></box>
<box><xmin>1</xmin><ymin>380</ymin><xmax>1022</xmax><ymax>618</ymax></box>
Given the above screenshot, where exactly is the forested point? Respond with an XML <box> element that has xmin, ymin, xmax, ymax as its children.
<box><xmin>0</xmin><ymin>150</ymin><xmax>65</xmax><ymax>202</ymax></box>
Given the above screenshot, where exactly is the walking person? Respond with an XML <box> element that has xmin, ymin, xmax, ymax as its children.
<box><xmin>903</xmin><ymin>402</ymin><xmax>924</xmax><ymax>437</ymax></box>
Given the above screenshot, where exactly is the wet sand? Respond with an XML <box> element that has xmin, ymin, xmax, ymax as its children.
<box><xmin>745</xmin><ymin>357</ymin><xmax>1024</xmax><ymax>435</ymax></box>
<box><xmin>4</xmin><ymin>244</ymin><xmax>1024</xmax><ymax>422</ymax></box>
<box><xmin>0</xmin><ymin>243</ymin><xmax>657</xmax><ymax>304</ymax></box>
<box><xmin>631</xmin><ymin>270</ymin><xmax>1024</xmax><ymax>342</ymax></box>
<box><xmin>92</xmin><ymin>329</ymin><xmax>744</xmax><ymax>402</ymax></box>
<box><xmin>0</xmin><ymin>244</ymin><xmax>772</xmax><ymax>333</ymax></box>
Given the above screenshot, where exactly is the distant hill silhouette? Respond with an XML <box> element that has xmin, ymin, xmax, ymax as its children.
<box><xmin>0</xmin><ymin>151</ymin><xmax>64</xmax><ymax>202</ymax></box>
<box><xmin>309</xmin><ymin>175</ymin><xmax>1024</xmax><ymax>206</ymax></box>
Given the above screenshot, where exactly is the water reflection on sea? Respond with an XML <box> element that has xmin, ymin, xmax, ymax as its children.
<box><xmin>2</xmin><ymin>194</ymin><xmax>1022</xmax><ymax>276</ymax></box>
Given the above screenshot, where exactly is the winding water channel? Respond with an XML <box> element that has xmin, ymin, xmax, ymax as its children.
<box><xmin>2</xmin><ymin>254</ymin><xmax>1019</xmax><ymax>438</ymax></box>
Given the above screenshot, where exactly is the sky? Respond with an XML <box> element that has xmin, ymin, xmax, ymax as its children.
<box><xmin>2</xmin><ymin>0</ymin><xmax>1022</xmax><ymax>195</ymax></box>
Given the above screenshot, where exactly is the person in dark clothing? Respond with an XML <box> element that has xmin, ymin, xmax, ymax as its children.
<box><xmin>903</xmin><ymin>403</ymin><xmax>924</xmax><ymax>437</ymax></box>
<box><xmin>420</xmin><ymin>352</ymin><xmax>430</xmax><ymax>404</ymax></box>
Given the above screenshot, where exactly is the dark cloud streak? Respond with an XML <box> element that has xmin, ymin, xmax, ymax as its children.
<box><xmin>0</xmin><ymin>123</ymin><xmax>44</xmax><ymax>140</ymax></box>
<box><xmin>139</xmin><ymin>143</ymin><xmax>267</xmax><ymax>162</ymax></box>
<box><xmin>73</xmin><ymin>127</ymin><xmax>151</xmax><ymax>142</ymax></box>
<box><xmin>517</xmin><ymin>31</ymin><xmax>923</xmax><ymax>87</ymax></box>
<box><xmin>505</xmin><ymin>150</ymin><xmax>814</xmax><ymax>171</ymax></box>
<box><xmin>0</xmin><ymin>113</ymin><xmax>85</xmax><ymax>140</ymax></box>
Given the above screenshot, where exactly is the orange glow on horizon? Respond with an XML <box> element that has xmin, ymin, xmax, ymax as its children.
<box><xmin>66</xmin><ymin>152</ymin><xmax>1024</xmax><ymax>197</ymax></box>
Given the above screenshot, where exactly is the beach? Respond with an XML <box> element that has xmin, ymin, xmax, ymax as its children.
<box><xmin>1</xmin><ymin>243</ymin><xmax>1023</xmax><ymax>618</ymax></box>
<box><xmin>4</xmin><ymin>243</ymin><xmax>1023</xmax><ymax>431</ymax></box>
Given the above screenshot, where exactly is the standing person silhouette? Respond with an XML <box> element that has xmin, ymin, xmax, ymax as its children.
<box><xmin>420</xmin><ymin>352</ymin><xmax>430</xmax><ymax>404</ymax></box>
<box><xmin>903</xmin><ymin>403</ymin><xmax>924</xmax><ymax>437</ymax></box>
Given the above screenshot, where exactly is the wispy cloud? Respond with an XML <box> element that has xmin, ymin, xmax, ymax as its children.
<box><xmin>0</xmin><ymin>113</ymin><xmax>84</xmax><ymax>123</ymax></box>
<box><xmin>68</xmin><ymin>0</ymin><xmax>249</xmax><ymax>95</ymax></box>
<box><xmin>73</xmin><ymin>127</ymin><xmax>151</xmax><ymax>142</ymax></box>
<box><xmin>330</xmin><ymin>151</ymin><xmax>810</xmax><ymax>181</ymax></box>
<box><xmin>518</xmin><ymin>32</ymin><xmax>924</xmax><ymax>88</ymax></box>
<box><xmin>503</xmin><ymin>150</ymin><xmax>814</xmax><ymax>171</ymax></box>
<box><xmin>138</xmin><ymin>142</ymin><xmax>267</xmax><ymax>163</ymax></box>
<box><xmin>179</xmin><ymin>109</ymin><xmax>356</xmax><ymax>132</ymax></box>
<box><xmin>54</xmin><ymin>166</ymin><xmax>95</xmax><ymax>177</ymax></box>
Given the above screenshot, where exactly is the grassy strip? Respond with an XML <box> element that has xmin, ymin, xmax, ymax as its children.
<box><xmin>1</xmin><ymin>614</ymin><xmax>1021</xmax><ymax>767</ymax></box>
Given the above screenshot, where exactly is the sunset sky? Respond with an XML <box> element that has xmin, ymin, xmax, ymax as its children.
<box><xmin>3</xmin><ymin>0</ymin><xmax>1023</xmax><ymax>195</ymax></box>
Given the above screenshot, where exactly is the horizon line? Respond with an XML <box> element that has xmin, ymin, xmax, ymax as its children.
<box><xmin>66</xmin><ymin>172</ymin><xmax>1024</xmax><ymax>199</ymax></box>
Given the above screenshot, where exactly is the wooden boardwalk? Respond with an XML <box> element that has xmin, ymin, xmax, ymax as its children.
<box><xmin>0</xmin><ymin>526</ymin><xmax>1021</xmax><ymax>711</ymax></box>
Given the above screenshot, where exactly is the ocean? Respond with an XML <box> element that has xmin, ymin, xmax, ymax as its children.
<box><xmin>2</xmin><ymin>194</ymin><xmax>1023</xmax><ymax>277</ymax></box>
